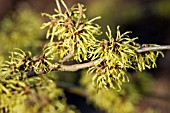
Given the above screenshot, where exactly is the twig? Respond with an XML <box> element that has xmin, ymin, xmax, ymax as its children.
<box><xmin>58</xmin><ymin>52</ymin><xmax>74</xmax><ymax>63</ymax></box>
<box><xmin>50</xmin><ymin>59</ymin><xmax>100</xmax><ymax>71</ymax></box>
<box><xmin>57</xmin><ymin>82</ymin><xmax>87</xmax><ymax>97</ymax></box>
<box><xmin>55</xmin><ymin>0</ymin><xmax>62</xmax><ymax>14</ymax></box>
<box><xmin>136</xmin><ymin>45</ymin><xmax>170</xmax><ymax>53</ymax></box>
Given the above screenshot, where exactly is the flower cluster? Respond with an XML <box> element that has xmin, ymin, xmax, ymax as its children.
<box><xmin>87</xmin><ymin>26</ymin><xmax>163</xmax><ymax>91</ymax></box>
<box><xmin>2</xmin><ymin>49</ymin><xmax>52</xmax><ymax>79</ymax></box>
<box><xmin>0</xmin><ymin>77</ymin><xmax>76</xmax><ymax>113</ymax></box>
<box><xmin>41</xmin><ymin>2</ymin><xmax>101</xmax><ymax>62</ymax></box>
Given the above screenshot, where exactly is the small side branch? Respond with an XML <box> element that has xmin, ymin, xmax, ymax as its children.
<box><xmin>57</xmin><ymin>82</ymin><xmax>87</xmax><ymax>97</ymax></box>
<box><xmin>58</xmin><ymin>52</ymin><xmax>74</xmax><ymax>63</ymax></box>
<box><xmin>136</xmin><ymin>45</ymin><xmax>170</xmax><ymax>53</ymax></box>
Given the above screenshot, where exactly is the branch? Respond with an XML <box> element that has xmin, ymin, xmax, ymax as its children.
<box><xmin>57</xmin><ymin>82</ymin><xmax>87</xmax><ymax>97</ymax></box>
<box><xmin>44</xmin><ymin>45</ymin><xmax>170</xmax><ymax>73</ymax></box>
<box><xmin>49</xmin><ymin>59</ymin><xmax>100</xmax><ymax>72</ymax></box>
<box><xmin>28</xmin><ymin>45</ymin><xmax>170</xmax><ymax>76</ymax></box>
<box><xmin>136</xmin><ymin>45</ymin><xmax>170</xmax><ymax>53</ymax></box>
<box><xmin>50</xmin><ymin>45</ymin><xmax>170</xmax><ymax>72</ymax></box>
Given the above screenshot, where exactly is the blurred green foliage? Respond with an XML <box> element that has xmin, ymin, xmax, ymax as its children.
<box><xmin>0</xmin><ymin>6</ymin><xmax>43</xmax><ymax>57</ymax></box>
<box><xmin>0</xmin><ymin>75</ymin><xmax>77</xmax><ymax>113</ymax></box>
<box><xmin>80</xmin><ymin>71</ymin><xmax>154</xmax><ymax>113</ymax></box>
<box><xmin>152</xmin><ymin>0</ymin><xmax>170</xmax><ymax>18</ymax></box>
<box><xmin>87</xmin><ymin>0</ymin><xmax>170</xmax><ymax>31</ymax></box>
<box><xmin>86</xmin><ymin>0</ymin><xmax>142</xmax><ymax>31</ymax></box>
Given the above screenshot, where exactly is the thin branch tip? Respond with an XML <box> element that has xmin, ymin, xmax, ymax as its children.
<box><xmin>137</xmin><ymin>45</ymin><xmax>170</xmax><ymax>53</ymax></box>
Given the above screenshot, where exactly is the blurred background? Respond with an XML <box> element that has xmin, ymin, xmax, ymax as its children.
<box><xmin>0</xmin><ymin>0</ymin><xmax>170</xmax><ymax>113</ymax></box>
